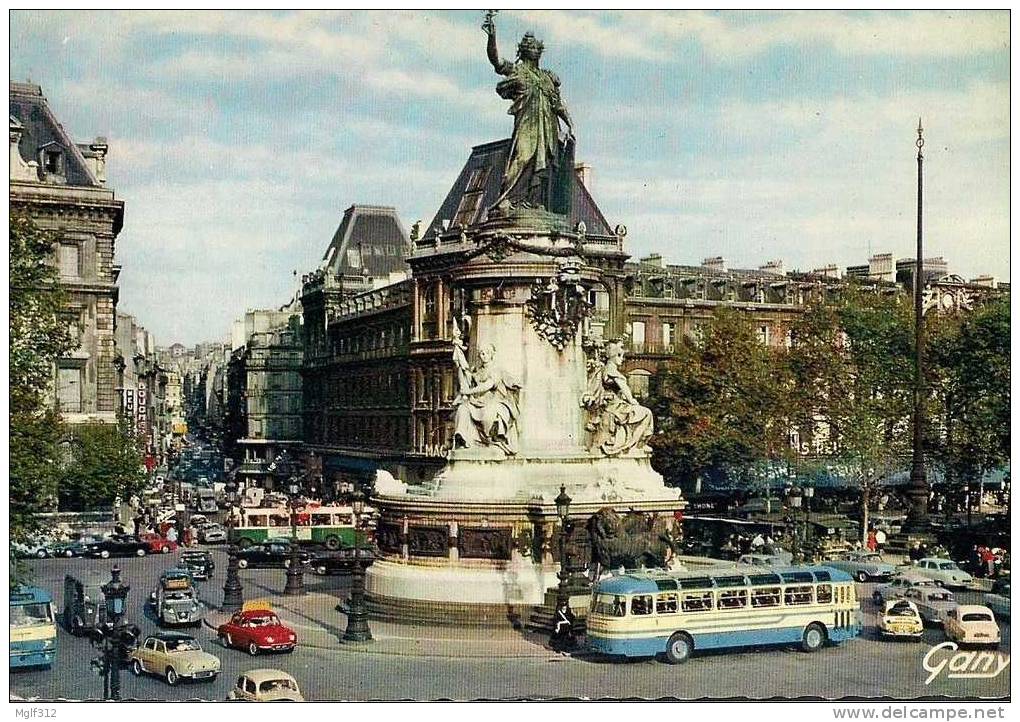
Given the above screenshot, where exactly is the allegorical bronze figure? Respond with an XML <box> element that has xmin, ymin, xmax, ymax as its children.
<box><xmin>483</xmin><ymin>11</ymin><xmax>575</xmax><ymax>215</ymax></box>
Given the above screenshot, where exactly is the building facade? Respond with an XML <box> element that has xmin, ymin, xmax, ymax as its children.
<box><xmin>10</xmin><ymin>81</ymin><xmax>125</xmax><ymax>425</ymax></box>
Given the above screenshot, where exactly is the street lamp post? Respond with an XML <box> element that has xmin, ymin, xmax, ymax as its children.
<box><xmin>803</xmin><ymin>486</ymin><xmax>815</xmax><ymax>562</ymax></box>
<box><xmin>283</xmin><ymin>481</ymin><xmax>306</xmax><ymax>596</ymax></box>
<box><xmin>222</xmin><ymin>490</ymin><xmax>244</xmax><ymax>611</ymax></box>
<box><xmin>343</xmin><ymin>491</ymin><xmax>373</xmax><ymax>642</ymax></box>
<box><xmin>94</xmin><ymin>566</ymin><xmax>132</xmax><ymax>701</ymax></box>
<box><xmin>786</xmin><ymin>486</ymin><xmax>803</xmax><ymax>564</ymax></box>
<box><xmin>554</xmin><ymin>485</ymin><xmax>572</xmax><ymax>611</ymax></box>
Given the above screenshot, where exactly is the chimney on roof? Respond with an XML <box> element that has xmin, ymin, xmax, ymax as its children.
<box><xmin>702</xmin><ymin>256</ymin><xmax>725</xmax><ymax>272</ymax></box>
<box><xmin>759</xmin><ymin>259</ymin><xmax>785</xmax><ymax>276</ymax></box>
<box><xmin>575</xmin><ymin>162</ymin><xmax>593</xmax><ymax>191</ymax></box>
<box><xmin>812</xmin><ymin>264</ymin><xmax>842</xmax><ymax>280</ymax></box>
<box><xmin>640</xmin><ymin>253</ymin><xmax>662</xmax><ymax>268</ymax></box>
<box><xmin>86</xmin><ymin>136</ymin><xmax>108</xmax><ymax>184</ymax></box>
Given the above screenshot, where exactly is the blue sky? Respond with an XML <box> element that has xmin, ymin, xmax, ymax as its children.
<box><xmin>10</xmin><ymin>10</ymin><xmax>1009</xmax><ymax>345</ymax></box>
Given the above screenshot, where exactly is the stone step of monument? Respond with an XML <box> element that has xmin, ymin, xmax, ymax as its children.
<box><xmin>366</xmin><ymin>592</ymin><xmax>535</xmax><ymax>629</ymax></box>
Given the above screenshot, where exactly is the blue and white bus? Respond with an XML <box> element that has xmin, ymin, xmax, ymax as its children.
<box><xmin>10</xmin><ymin>586</ymin><xmax>57</xmax><ymax>669</ymax></box>
<box><xmin>586</xmin><ymin>565</ymin><xmax>861</xmax><ymax>663</ymax></box>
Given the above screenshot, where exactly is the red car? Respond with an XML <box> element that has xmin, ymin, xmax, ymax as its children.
<box><xmin>138</xmin><ymin>533</ymin><xmax>178</xmax><ymax>554</ymax></box>
<box><xmin>216</xmin><ymin>609</ymin><xmax>297</xmax><ymax>656</ymax></box>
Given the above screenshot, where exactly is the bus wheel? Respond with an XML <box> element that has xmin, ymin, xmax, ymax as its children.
<box><xmin>325</xmin><ymin>536</ymin><xmax>341</xmax><ymax>551</ymax></box>
<box><xmin>237</xmin><ymin>538</ymin><xmax>252</xmax><ymax>549</ymax></box>
<box><xmin>665</xmin><ymin>632</ymin><xmax>693</xmax><ymax>664</ymax></box>
<box><xmin>801</xmin><ymin>623</ymin><xmax>827</xmax><ymax>652</ymax></box>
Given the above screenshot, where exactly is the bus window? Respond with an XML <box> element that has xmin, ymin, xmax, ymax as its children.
<box><xmin>592</xmin><ymin>594</ymin><xmax>626</xmax><ymax>617</ymax></box>
<box><xmin>269</xmin><ymin>514</ymin><xmax>288</xmax><ymax>527</ymax></box>
<box><xmin>681</xmin><ymin>591</ymin><xmax>713</xmax><ymax>613</ymax></box>
<box><xmin>247</xmin><ymin>515</ymin><xmax>267</xmax><ymax>527</ymax></box>
<box><xmin>751</xmin><ymin>587</ymin><xmax>781</xmax><ymax>608</ymax></box>
<box><xmin>630</xmin><ymin>595</ymin><xmax>653</xmax><ymax>616</ymax></box>
<box><xmin>816</xmin><ymin>584</ymin><xmax>833</xmax><ymax>604</ymax></box>
<box><xmin>335</xmin><ymin>514</ymin><xmax>353</xmax><ymax>526</ymax></box>
<box><xmin>784</xmin><ymin>585</ymin><xmax>813</xmax><ymax>606</ymax></box>
<box><xmin>718</xmin><ymin>589</ymin><xmax>748</xmax><ymax>610</ymax></box>
<box><xmin>655</xmin><ymin>593</ymin><xmax>679</xmax><ymax>615</ymax></box>
<box><xmin>311</xmin><ymin>514</ymin><xmax>332</xmax><ymax>526</ymax></box>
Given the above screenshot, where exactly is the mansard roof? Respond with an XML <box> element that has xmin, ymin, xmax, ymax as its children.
<box><xmin>321</xmin><ymin>205</ymin><xmax>410</xmax><ymax>278</ymax></box>
<box><xmin>426</xmin><ymin>138</ymin><xmax>615</xmax><ymax>239</ymax></box>
<box><xmin>9</xmin><ymin>81</ymin><xmax>100</xmax><ymax>187</ymax></box>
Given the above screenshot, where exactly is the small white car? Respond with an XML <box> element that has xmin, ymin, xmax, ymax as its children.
<box><xmin>984</xmin><ymin>579</ymin><xmax>1010</xmax><ymax>620</ymax></box>
<box><xmin>879</xmin><ymin>599</ymin><xmax>924</xmax><ymax>639</ymax></box>
<box><xmin>944</xmin><ymin>605</ymin><xmax>1000</xmax><ymax>647</ymax></box>
<box><xmin>904</xmin><ymin>587</ymin><xmax>958</xmax><ymax>625</ymax></box>
<box><xmin>911</xmin><ymin>558</ymin><xmax>973</xmax><ymax>589</ymax></box>
<box><xmin>228</xmin><ymin>668</ymin><xmax>304</xmax><ymax>701</ymax></box>
<box><xmin>873</xmin><ymin>574</ymin><xmax>937</xmax><ymax>606</ymax></box>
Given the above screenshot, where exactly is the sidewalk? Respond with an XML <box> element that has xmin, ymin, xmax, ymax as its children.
<box><xmin>202</xmin><ymin>591</ymin><xmax>562</xmax><ymax>659</ymax></box>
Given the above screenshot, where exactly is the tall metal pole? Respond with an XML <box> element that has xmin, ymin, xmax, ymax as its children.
<box><xmin>905</xmin><ymin>118</ymin><xmax>929</xmax><ymax>531</ymax></box>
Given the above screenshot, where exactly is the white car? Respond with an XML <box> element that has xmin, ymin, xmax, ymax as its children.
<box><xmin>944</xmin><ymin>605</ymin><xmax>1000</xmax><ymax>647</ymax></box>
<box><xmin>911</xmin><ymin>558</ymin><xmax>973</xmax><ymax>589</ymax></box>
<box><xmin>984</xmin><ymin>579</ymin><xmax>1010</xmax><ymax>620</ymax></box>
<box><xmin>904</xmin><ymin>587</ymin><xmax>958</xmax><ymax>625</ymax></box>
<box><xmin>873</xmin><ymin>574</ymin><xmax>937</xmax><ymax>606</ymax></box>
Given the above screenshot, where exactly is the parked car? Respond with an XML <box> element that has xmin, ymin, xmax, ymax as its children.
<box><xmin>984</xmin><ymin>579</ymin><xmax>1010</xmax><ymax>620</ymax></box>
<box><xmin>736</xmin><ymin>550</ymin><xmax>794</xmax><ymax>567</ymax></box>
<box><xmin>823</xmin><ymin>550</ymin><xmax>897</xmax><ymax>583</ymax></box>
<box><xmin>138</xmin><ymin>533</ymin><xmax>178</xmax><ymax>555</ymax></box>
<box><xmin>130</xmin><ymin>632</ymin><xmax>220</xmax><ymax>685</ymax></box>
<box><xmin>12</xmin><ymin>539</ymin><xmax>55</xmax><ymax>559</ymax></box>
<box><xmin>903</xmin><ymin>587</ymin><xmax>958</xmax><ymax>625</ymax></box>
<box><xmin>227</xmin><ymin>668</ymin><xmax>304</xmax><ymax>701</ymax></box>
<box><xmin>82</xmin><ymin>534</ymin><xmax>150</xmax><ymax>558</ymax></box>
<box><xmin>873</xmin><ymin>574</ymin><xmax>938</xmax><ymax>606</ymax></box>
<box><xmin>51</xmin><ymin>537</ymin><xmax>95</xmax><ymax>558</ymax></box>
<box><xmin>199</xmin><ymin>523</ymin><xmax>228</xmax><ymax>544</ymax></box>
<box><xmin>910</xmin><ymin>558</ymin><xmax>974</xmax><ymax>589</ymax></box>
<box><xmin>216</xmin><ymin>608</ymin><xmax>297</xmax><ymax>656</ymax></box>
<box><xmin>310</xmin><ymin>547</ymin><xmax>377</xmax><ymax>576</ymax></box>
<box><xmin>180</xmin><ymin>550</ymin><xmax>215</xmax><ymax>580</ymax></box>
<box><xmin>235</xmin><ymin>541</ymin><xmax>312</xmax><ymax>570</ymax></box>
<box><xmin>189</xmin><ymin>515</ymin><xmax>211</xmax><ymax>529</ymax></box>
<box><xmin>944</xmin><ymin>605</ymin><xmax>1000</xmax><ymax>647</ymax></box>
<box><xmin>879</xmin><ymin>599</ymin><xmax>924</xmax><ymax>640</ymax></box>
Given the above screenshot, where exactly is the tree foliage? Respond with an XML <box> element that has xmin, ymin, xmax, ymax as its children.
<box><xmin>57</xmin><ymin>422</ymin><xmax>147</xmax><ymax>512</ymax></box>
<box><xmin>9</xmin><ymin>214</ymin><xmax>74</xmax><ymax>545</ymax></box>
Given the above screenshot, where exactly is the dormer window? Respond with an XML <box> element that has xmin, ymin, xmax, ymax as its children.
<box><xmin>44</xmin><ymin>149</ymin><xmax>61</xmax><ymax>174</ymax></box>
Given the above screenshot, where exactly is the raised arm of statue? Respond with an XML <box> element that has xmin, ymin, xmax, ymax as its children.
<box><xmin>482</xmin><ymin>10</ymin><xmax>510</xmax><ymax>75</ymax></box>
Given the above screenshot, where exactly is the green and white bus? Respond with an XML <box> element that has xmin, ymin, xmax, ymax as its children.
<box><xmin>230</xmin><ymin>504</ymin><xmax>370</xmax><ymax>550</ymax></box>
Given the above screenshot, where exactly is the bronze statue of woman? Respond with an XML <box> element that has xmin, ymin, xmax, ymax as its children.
<box><xmin>483</xmin><ymin>12</ymin><xmax>575</xmax><ymax>214</ymax></box>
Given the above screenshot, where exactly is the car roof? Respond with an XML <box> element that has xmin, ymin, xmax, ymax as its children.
<box><xmin>148</xmin><ymin>631</ymin><xmax>197</xmax><ymax>642</ymax></box>
<box><xmin>956</xmin><ymin>604</ymin><xmax>995</xmax><ymax>614</ymax></box>
<box><xmin>236</xmin><ymin>609</ymin><xmax>277</xmax><ymax>618</ymax></box>
<box><xmin>918</xmin><ymin>557</ymin><xmax>954</xmax><ymax>563</ymax></box>
<box><xmin>240</xmin><ymin>668</ymin><xmax>297</xmax><ymax>683</ymax></box>
<box><xmin>885</xmin><ymin>599</ymin><xmax>919</xmax><ymax>611</ymax></box>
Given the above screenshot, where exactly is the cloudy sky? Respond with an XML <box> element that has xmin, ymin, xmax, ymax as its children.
<box><xmin>10</xmin><ymin>10</ymin><xmax>1009</xmax><ymax>346</ymax></box>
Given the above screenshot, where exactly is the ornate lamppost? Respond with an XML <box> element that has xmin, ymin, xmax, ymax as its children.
<box><xmin>802</xmin><ymin>486</ymin><xmax>815</xmax><ymax>562</ymax></box>
<box><xmin>554</xmin><ymin>485</ymin><xmax>572</xmax><ymax>611</ymax></box>
<box><xmin>785</xmin><ymin>485</ymin><xmax>803</xmax><ymax>564</ymax></box>
<box><xmin>91</xmin><ymin>566</ymin><xmax>137</xmax><ymax>701</ymax></box>
<box><xmin>222</xmin><ymin>490</ymin><xmax>244</xmax><ymax>611</ymax></box>
<box><xmin>283</xmin><ymin>480</ymin><xmax>306</xmax><ymax>596</ymax></box>
<box><xmin>343</xmin><ymin>490</ymin><xmax>373</xmax><ymax>642</ymax></box>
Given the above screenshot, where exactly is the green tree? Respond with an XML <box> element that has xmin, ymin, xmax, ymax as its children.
<box><xmin>787</xmin><ymin>289</ymin><xmax>914</xmax><ymax>541</ymax></box>
<box><xmin>57</xmin><ymin>422</ymin><xmax>147</xmax><ymax>512</ymax></box>
<box><xmin>928</xmin><ymin>296</ymin><xmax>1010</xmax><ymax>505</ymax></box>
<box><xmin>649</xmin><ymin>308</ymin><xmax>795</xmax><ymax>491</ymax></box>
<box><xmin>10</xmin><ymin>215</ymin><xmax>74</xmax><ymax>550</ymax></box>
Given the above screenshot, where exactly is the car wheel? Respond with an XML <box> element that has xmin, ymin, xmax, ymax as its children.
<box><xmin>36</xmin><ymin>549</ymin><xmax>47</xmax><ymax>559</ymax></box>
<box><xmin>165</xmin><ymin>666</ymin><xmax>178</xmax><ymax>686</ymax></box>
<box><xmin>64</xmin><ymin>550</ymin><xmax>74</xmax><ymax>558</ymax></box>
<box><xmin>72</xmin><ymin>615</ymin><xmax>84</xmax><ymax>636</ymax></box>
<box><xmin>315</xmin><ymin>565</ymin><xmax>327</xmax><ymax>576</ymax></box>
<box><xmin>934</xmin><ymin>580</ymin><xmax>944</xmax><ymax>587</ymax></box>
<box><xmin>856</xmin><ymin>572</ymin><xmax>868</xmax><ymax>584</ymax></box>
<box><xmin>665</xmin><ymin>632</ymin><xmax>693</xmax><ymax>664</ymax></box>
<box><xmin>160</xmin><ymin>545</ymin><xmax>170</xmax><ymax>554</ymax></box>
<box><xmin>132</xmin><ymin>660</ymin><xmax>144</xmax><ymax>676</ymax></box>
<box><xmin>206</xmin><ymin>673</ymin><xmax>218</xmax><ymax>683</ymax></box>
<box><xmin>237</xmin><ymin>559</ymin><xmax>248</xmax><ymax>569</ymax></box>
<box><xmin>248</xmin><ymin>642</ymin><xmax>259</xmax><ymax>656</ymax></box>
<box><xmin>801</xmin><ymin>623</ymin><xmax>827</xmax><ymax>652</ymax></box>
<box><xmin>137</xmin><ymin>548</ymin><xmax>147</xmax><ymax>557</ymax></box>
<box><xmin>221</xmin><ymin>633</ymin><xmax>232</xmax><ymax>648</ymax></box>
<box><xmin>100</xmin><ymin>550</ymin><xmax>111</xmax><ymax>559</ymax></box>
<box><xmin>283</xmin><ymin>558</ymin><xmax>291</xmax><ymax>569</ymax></box>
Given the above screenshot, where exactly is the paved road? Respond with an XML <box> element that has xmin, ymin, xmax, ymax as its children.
<box><xmin>10</xmin><ymin>552</ymin><xmax>1010</xmax><ymax>701</ymax></box>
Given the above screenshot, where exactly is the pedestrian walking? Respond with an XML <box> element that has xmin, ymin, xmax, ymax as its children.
<box><xmin>866</xmin><ymin>529</ymin><xmax>878</xmax><ymax>553</ymax></box>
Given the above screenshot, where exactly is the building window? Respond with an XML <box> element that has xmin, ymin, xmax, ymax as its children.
<box><xmin>662</xmin><ymin>322</ymin><xmax>673</xmax><ymax>348</ymax></box>
<box><xmin>453</xmin><ymin>167</ymin><xmax>490</xmax><ymax>228</ymax></box>
<box><xmin>630</xmin><ymin>321</ymin><xmax>645</xmax><ymax>346</ymax></box>
<box><xmin>758</xmin><ymin>325</ymin><xmax>770</xmax><ymax>345</ymax></box>
<box><xmin>58</xmin><ymin>243</ymin><xmax>80</xmax><ymax>279</ymax></box>
<box><xmin>57</xmin><ymin>365</ymin><xmax>82</xmax><ymax>413</ymax></box>
<box><xmin>43</xmin><ymin>149</ymin><xmax>62</xmax><ymax>174</ymax></box>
